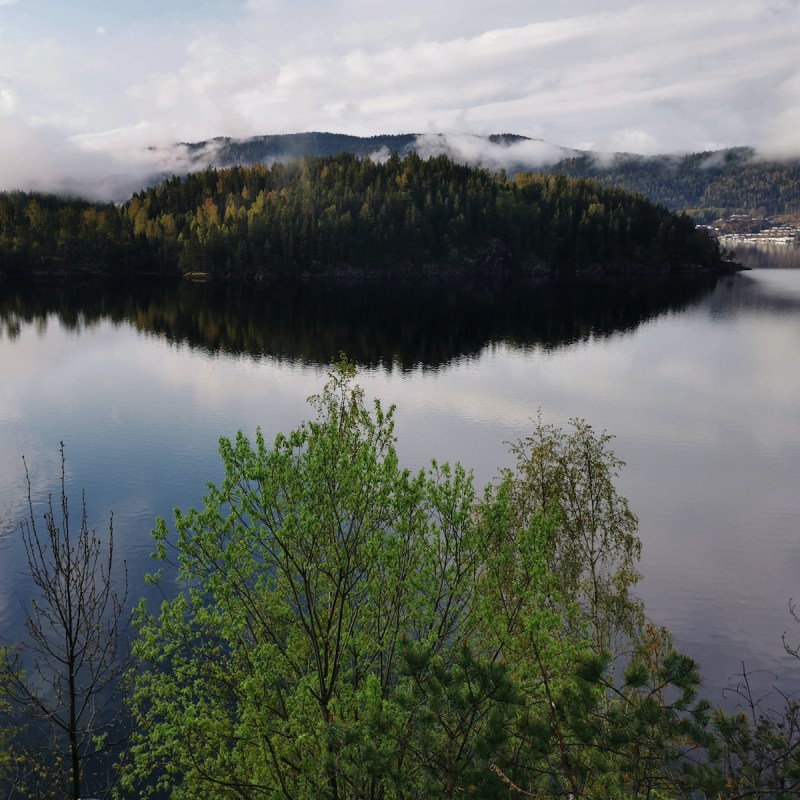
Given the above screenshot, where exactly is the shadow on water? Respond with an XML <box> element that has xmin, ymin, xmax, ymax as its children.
<box><xmin>0</xmin><ymin>275</ymin><xmax>722</xmax><ymax>369</ymax></box>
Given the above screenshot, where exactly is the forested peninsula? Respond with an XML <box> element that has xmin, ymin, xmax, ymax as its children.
<box><xmin>0</xmin><ymin>153</ymin><xmax>727</xmax><ymax>281</ymax></box>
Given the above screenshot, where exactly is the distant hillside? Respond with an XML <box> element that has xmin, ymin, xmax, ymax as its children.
<box><xmin>172</xmin><ymin>131</ymin><xmax>574</xmax><ymax>171</ymax></box>
<box><xmin>541</xmin><ymin>148</ymin><xmax>800</xmax><ymax>220</ymax></box>
<box><xmin>181</xmin><ymin>132</ymin><xmax>420</xmax><ymax>167</ymax></box>
<box><xmin>169</xmin><ymin>133</ymin><xmax>800</xmax><ymax>219</ymax></box>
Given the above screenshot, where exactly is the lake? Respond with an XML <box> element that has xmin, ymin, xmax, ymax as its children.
<box><xmin>733</xmin><ymin>240</ymin><xmax>800</xmax><ymax>270</ymax></box>
<box><xmin>1</xmin><ymin>266</ymin><xmax>799</xmax><ymax>703</ymax></box>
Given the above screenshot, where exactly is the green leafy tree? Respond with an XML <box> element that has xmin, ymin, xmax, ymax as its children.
<box><xmin>124</xmin><ymin>365</ymin><xmax>725</xmax><ymax>800</ymax></box>
<box><xmin>124</xmin><ymin>360</ymin><xmax>499</xmax><ymax>800</ymax></box>
<box><xmin>396</xmin><ymin>638</ymin><xmax>516</xmax><ymax>800</ymax></box>
<box><xmin>0</xmin><ymin>660</ymin><xmax>15</xmax><ymax>784</ymax></box>
<box><xmin>475</xmin><ymin>476</ymin><xmax>602</xmax><ymax>799</ymax></box>
<box><xmin>504</xmin><ymin>414</ymin><xmax>644</xmax><ymax>657</ymax></box>
<box><xmin>595</xmin><ymin>624</ymin><xmax>713</xmax><ymax>799</ymax></box>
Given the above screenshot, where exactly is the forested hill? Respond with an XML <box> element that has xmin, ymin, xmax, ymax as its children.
<box><xmin>0</xmin><ymin>152</ymin><xmax>724</xmax><ymax>280</ymax></box>
<box><xmin>183</xmin><ymin>132</ymin><xmax>420</xmax><ymax>167</ymax></box>
<box><xmin>176</xmin><ymin>131</ymin><xmax>550</xmax><ymax>170</ymax></box>
<box><xmin>176</xmin><ymin>132</ymin><xmax>800</xmax><ymax>218</ymax></box>
<box><xmin>541</xmin><ymin>147</ymin><xmax>800</xmax><ymax>219</ymax></box>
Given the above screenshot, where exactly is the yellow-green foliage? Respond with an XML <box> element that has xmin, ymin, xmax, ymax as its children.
<box><xmin>0</xmin><ymin>153</ymin><xmax>723</xmax><ymax>278</ymax></box>
<box><xmin>122</xmin><ymin>361</ymin><xmax>709</xmax><ymax>800</ymax></box>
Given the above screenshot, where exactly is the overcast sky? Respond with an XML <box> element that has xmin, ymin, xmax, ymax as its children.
<box><xmin>0</xmin><ymin>0</ymin><xmax>798</xmax><ymax>196</ymax></box>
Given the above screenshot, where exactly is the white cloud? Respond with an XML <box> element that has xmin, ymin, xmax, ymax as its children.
<box><xmin>0</xmin><ymin>117</ymin><xmax>168</xmax><ymax>200</ymax></box>
<box><xmin>412</xmin><ymin>133</ymin><xmax>575</xmax><ymax>170</ymax></box>
<box><xmin>0</xmin><ymin>84</ymin><xmax>17</xmax><ymax>115</ymax></box>
<box><xmin>758</xmin><ymin>68</ymin><xmax>800</xmax><ymax>157</ymax></box>
<box><xmin>602</xmin><ymin>129</ymin><xmax>661</xmax><ymax>156</ymax></box>
<box><xmin>0</xmin><ymin>0</ymin><xmax>798</xmax><ymax>193</ymax></box>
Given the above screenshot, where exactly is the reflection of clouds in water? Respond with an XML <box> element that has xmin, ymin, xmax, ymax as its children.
<box><xmin>356</xmin><ymin>275</ymin><xmax>800</xmax><ymax>699</ymax></box>
<box><xmin>710</xmin><ymin>271</ymin><xmax>800</xmax><ymax>315</ymax></box>
<box><xmin>362</xmin><ymin>355</ymin><xmax>542</xmax><ymax>429</ymax></box>
<box><xmin>2</xmin><ymin>273</ymin><xmax>797</xmax><ymax>458</ymax></box>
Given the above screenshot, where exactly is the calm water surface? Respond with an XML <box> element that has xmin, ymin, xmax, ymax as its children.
<box><xmin>732</xmin><ymin>240</ymin><xmax>800</xmax><ymax>270</ymax></box>
<box><xmin>1</xmin><ymin>270</ymin><xmax>799</xmax><ymax>701</ymax></box>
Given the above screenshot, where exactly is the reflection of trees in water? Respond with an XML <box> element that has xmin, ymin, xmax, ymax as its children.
<box><xmin>0</xmin><ymin>276</ymin><xmax>720</xmax><ymax>370</ymax></box>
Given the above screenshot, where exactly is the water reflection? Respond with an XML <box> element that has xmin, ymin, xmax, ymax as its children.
<box><xmin>0</xmin><ymin>276</ymin><xmax>720</xmax><ymax>370</ymax></box>
<box><xmin>707</xmin><ymin>271</ymin><xmax>800</xmax><ymax>316</ymax></box>
<box><xmin>1</xmin><ymin>269</ymin><xmax>800</xmax><ymax>708</ymax></box>
<box><xmin>733</xmin><ymin>242</ymin><xmax>800</xmax><ymax>270</ymax></box>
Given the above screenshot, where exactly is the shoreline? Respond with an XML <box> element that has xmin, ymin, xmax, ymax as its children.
<box><xmin>0</xmin><ymin>256</ymin><xmax>747</xmax><ymax>286</ymax></box>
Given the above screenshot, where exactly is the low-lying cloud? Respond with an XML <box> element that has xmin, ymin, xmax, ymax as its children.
<box><xmin>412</xmin><ymin>134</ymin><xmax>577</xmax><ymax>171</ymax></box>
<box><xmin>0</xmin><ymin>118</ymin><xmax>230</xmax><ymax>202</ymax></box>
<box><xmin>0</xmin><ymin>1</ymin><xmax>798</xmax><ymax>196</ymax></box>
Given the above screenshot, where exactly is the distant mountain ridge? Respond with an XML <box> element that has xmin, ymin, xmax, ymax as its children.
<box><xmin>174</xmin><ymin>131</ymin><xmax>575</xmax><ymax>169</ymax></box>
<box><xmin>166</xmin><ymin>132</ymin><xmax>800</xmax><ymax>219</ymax></box>
<box><xmin>179</xmin><ymin>132</ymin><xmax>420</xmax><ymax>166</ymax></box>
<box><xmin>540</xmin><ymin>147</ymin><xmax>800</xmax><ymax>220</ymax></box>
